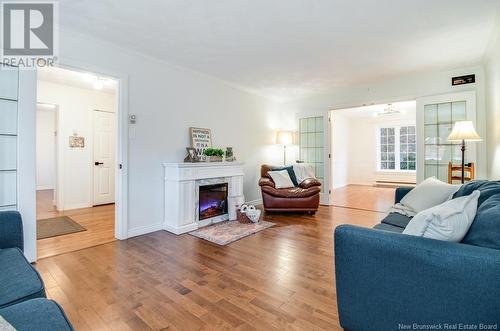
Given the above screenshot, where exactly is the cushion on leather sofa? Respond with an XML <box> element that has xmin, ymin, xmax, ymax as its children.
<box><xmin>381</xmin><ymin>212</ymin><xmax>412</xmax><ymax>229</ymax></box>
<box><xmin>271</xmin><ymin>166</ymin><xmax>299</xmax><ymax>186</ymax></box>
<box><xmin>0</xmin><ymin>298</ymin><xmax>73</xmax><ymax>331</ymax></box>
<box><xmin>0</xmin><ymin>248</ymin><xmax>45</xmax><ymax>308</ymax></box>
<box><xmin>461</xmin><ymin>193</ymin><xmax>500</xmax><ymax>250</ymax></box>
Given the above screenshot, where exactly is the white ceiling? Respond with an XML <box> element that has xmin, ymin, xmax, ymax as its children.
<box><xmin>38</xmin><ymin>66</ymin><xmax>117</xmax><ymax>94</ymax></box>
<box><xmin>59</xmin><ymin>0</ymin><xmax>500</xmax><ymax>102</ymax></box>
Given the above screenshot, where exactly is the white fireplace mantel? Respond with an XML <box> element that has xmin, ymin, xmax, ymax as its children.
<box><xmin>162</xmin><ymin>162</ymin><xmax>244</xmax><ymax>234</ymax></box>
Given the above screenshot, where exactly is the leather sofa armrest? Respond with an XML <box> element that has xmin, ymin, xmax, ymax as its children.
<box><xmin>299</xmin><ymin>178</ymin><xmax>321</xmax><ymax>189</ymax></box>
<box><xmin>259</xmin><ymin>177</ymin><xmax>275</xmax><ymax>188</ymax></box>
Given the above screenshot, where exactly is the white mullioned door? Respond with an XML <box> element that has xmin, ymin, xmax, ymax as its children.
<box><xmin>416</xmin><ymin>91</ymin><xmax>479</xmax><ymax>183</ymax></box>
<box><xmin>93</xmin><ymin>110</ymin><xmax>116</xmax><ymax>205</ymax></box>
<box><xmin>297</xmin><ymin>113</ymin><xmax>331</xmax><ymax>205</ymax></box>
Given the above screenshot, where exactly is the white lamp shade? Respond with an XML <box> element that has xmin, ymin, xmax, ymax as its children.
<box><xmin>447</xmin><ymin>121</ymin><xmax>482</xmax><ymax>142</ymax></box>
<box><xmin>276</xmin><ymin>130</ymin><xmax>294</xmax><ymax>145</ymax></box>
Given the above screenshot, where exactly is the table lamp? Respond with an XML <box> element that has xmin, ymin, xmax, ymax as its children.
<box><xmin>447</xmin><ymin>121</ymin><xmax>482</xmax><ymax>183</ymax></box>
<box><xmin>276</xmin><ymin>131</ymin><xmax>294</xmax><ymax>165</ymax></box>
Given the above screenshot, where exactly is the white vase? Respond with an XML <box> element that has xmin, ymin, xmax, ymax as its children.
<box><xmin>228</xmin><ymin>195</ymin><xmax>245</xmax><ymax>221</ymax></box>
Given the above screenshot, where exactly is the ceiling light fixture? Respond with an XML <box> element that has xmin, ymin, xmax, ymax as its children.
<box><xmin>376</xmin><ymin>103</ymin><xmax>401</xmax><ymax>117</ymax></box>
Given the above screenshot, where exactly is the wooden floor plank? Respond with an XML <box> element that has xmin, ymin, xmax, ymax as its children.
<box><xmin>35</xmin><ymin>185</ymin><xmax>393</xmax><ymax>330</ymax></box>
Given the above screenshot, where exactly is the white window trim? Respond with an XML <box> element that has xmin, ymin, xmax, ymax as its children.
<box><xmin>376</xmin><ymin>124</ymin><xmax>416</xmax><ymax>173</ymax></box>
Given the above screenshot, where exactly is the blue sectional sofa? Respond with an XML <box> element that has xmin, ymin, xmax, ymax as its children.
<box><xmin>0</xmin><ymin>211</ymin><xmax>73</xmax><ymax>331</ymax></box>
<box><xmin>334</xmin><ymin>180</ymin><xmax>500</xmax><ymax>331</ymax></box>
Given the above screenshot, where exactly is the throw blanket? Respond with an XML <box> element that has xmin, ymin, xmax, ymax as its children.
<box><xmin>389</xmin><ymin>203</ymin><xmax>417</xmax><ymax>217</ymax></box>
<box><xmin>293</xmin><ymin>164</ymin><xmax>316</xmax><ymax>184</ymax></box>
<box><xmin>0</xmin><ymin>316</ymin><xmax>16</xmax><ymax>331</ymax></box>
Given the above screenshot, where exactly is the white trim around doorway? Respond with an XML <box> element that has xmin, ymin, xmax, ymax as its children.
<box><xmin>53</xmin><ymin>57</ymin><xmax>129</xmax><ymax>242</ymax></box>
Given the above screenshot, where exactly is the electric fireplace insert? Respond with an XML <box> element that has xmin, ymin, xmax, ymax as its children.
<box><xmin>198</xmin><ymin>183</ymin><xmax>228</xmax><ymax>220</ymax></box>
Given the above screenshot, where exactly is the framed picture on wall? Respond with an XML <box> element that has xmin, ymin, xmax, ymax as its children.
<box><xmin>189</xmin><ymin>127</ymin><xmax>212</xmax><ymax>157</ymax></box>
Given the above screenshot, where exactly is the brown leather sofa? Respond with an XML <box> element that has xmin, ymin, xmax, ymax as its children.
<box><xmin>259</xmin><ymin>164</ymin><xmax>321</xmax><ymax>214</ymax></box>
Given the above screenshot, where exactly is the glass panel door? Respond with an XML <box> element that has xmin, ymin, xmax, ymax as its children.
<box><xmin>297</xmin><ymin>114</ymin><xmax>331</xmax><ymax>205</ymax></box>
<box><xmin>299</xmin><ymin>116</ymin><xmax>325</xmax><ymax>190</ymax></box>
<box><xmin>0</xmin><ymin>65</ymin><xmax>18</xmax><ymax>211</ymax></box>
<box><xmin>417</xmin><ymin>91</ymin><xmax>477</xmax><ymax>183</ymax></box>
<box><xmin>424</xmin><ymin>101</ymin><xmax>467</xmax><ymax>182</ymax></box>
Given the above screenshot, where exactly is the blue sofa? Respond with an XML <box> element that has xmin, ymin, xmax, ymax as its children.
<box><xmin>334</xmin><ymin>181</ymin><xmax>500</xmax><ymax>331</ymax></box>
<box><xmin>0</xmin><ymin>211</ymin><xmax>73</xmax><ymax>330</ymax></box>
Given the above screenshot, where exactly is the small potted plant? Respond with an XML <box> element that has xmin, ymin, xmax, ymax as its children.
<box><xmin>203</xmin><ymin>148</ymin><xmax>224</xmax><ymax>162</ymax></box>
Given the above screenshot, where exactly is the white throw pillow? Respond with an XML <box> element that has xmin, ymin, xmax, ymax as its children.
<box><xmin>403</xmin><ymin>190</ymin><xmax>480</xmax><ymax>242</ymax></box>
<box><xmin>292</xmin><ymin>164</ymin><xmax>316</xmax><ymax>184</ymax></box>
<box><xmin>267</xmin><ymin>170</ymin><xmax>295</xmax><ymax>189</ymax></box>
<box><xmin>400</xmin><ymin>177</ymin><xmax>460</xmax><ymax>212</ymax></box>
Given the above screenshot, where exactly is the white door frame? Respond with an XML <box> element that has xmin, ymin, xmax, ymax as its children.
<box><xmin>416</xmin><ymin>90</ymin><xmax>478</xmax><ymax>184</ymax></box>
<box><xmin>295</xmin><ymin>111</ymin><xmax>332</xmax><ymax>205</ymax></box>
<box><xmin>55</xmin><ymin>57</ymin><xmax>129</xmax><ymax>242</ymax></box>
<box><xmin>36</xmin><ymin>103</ymin><xmax>60</xmax><ymax>209</ymax></box>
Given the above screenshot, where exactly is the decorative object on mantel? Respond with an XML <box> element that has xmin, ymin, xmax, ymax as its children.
<box><xmin>189</xmin><ymin>127</ymin><xmax>212</xmax><ymax>159</ymax></box>
<box><xmin>240</xmin><ymin>204</ymin><xmax>261</xmax><ymax>223</ymax></box>
<box><xmin>189</xmin><ymin>219</ymin><xmax>274</xmax><ymax>245</ymax></box>
<box><xmin>203</xmin><ymin>147</ymin><xmax>224</xmax><ymax>162</ymax></box>
<box><xmin>183</xmin><ymin>147</ymin><xmax>199</xmax><ymax>163</ymax></box>
<box><xmin>69</xmin><ymin>133</ymin><xmax>85</xmax><ymax>148</ymax></box>
<box><xmin>225</xmin><ymin>147</ymin><xmax>236</xmax><ymax>162</ymax></box>
<box><xmin>228</xmin><ymin>195</ymin><xmax>245</xmax><ymax>221</ymax></box>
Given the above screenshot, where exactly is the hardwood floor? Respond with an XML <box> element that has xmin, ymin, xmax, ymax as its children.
<box><xmin>36</xmin><ymin>190</ymin><xmax>116</xmax><ymax>259</ymax></box>
<box><xmin>332</xmin><ymin>184</ymin><xmax>395</xmax><ymax>213</ymax></box>
<box><xmin>35</xmin><ymin>186</ymin><xmax>393</xmax><ymax>330</ymax></box>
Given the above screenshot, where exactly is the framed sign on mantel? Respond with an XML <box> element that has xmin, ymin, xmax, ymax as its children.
<box><xmin>189</xmin><ymin>127</ymin><xmax>212</xmax><ymax>158</ymax></box>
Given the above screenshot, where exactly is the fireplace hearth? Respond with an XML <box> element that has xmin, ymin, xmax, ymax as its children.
<box><xmin>199</xmin><ymin>183</ymin><xmax>228</xmax><ymax>220</ymax></box>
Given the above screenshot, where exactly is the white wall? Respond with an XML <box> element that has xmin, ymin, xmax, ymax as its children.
<box><xmin>51</xmin><ymin>28</ymin><xmax>291</xmax><ymax>238</ymax></box>
<box><xmin>331</xmin><ymin>112</ymin><xmax>349</xmax><ymax>188</ymax></box>
<box><xmin>37</xmin><ymin>80</ymin><xmax>116</xmax><ymax>210</ymax></box>
<box><xmin>36</xmin><ymin>109</ymin><xmax>56</xmax><ymax>190</ymax></box>
<box><xmin>484</xmin><ymin>19</ymin><xmax>500</xmax><ymax>180</ymax></box>
<box><xmin>331</xmin><ymin>110</ymin><xmax>416</xmax><ymax>187</ymax></box>
<box><xmin>346</xmin><ymin>113</ymin><xmax>416</xmax><ymax>186</ymax></box>
<box><xmin>285</xmin><ymin>65</ymin><xmax>488</xmax><ymax>180</ymax></box>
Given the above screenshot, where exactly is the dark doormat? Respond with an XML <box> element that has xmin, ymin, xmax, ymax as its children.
<box><xmin>37</xmin><ymin>216</ymin><xmax>87</xmax><ymax>240</ymax></box>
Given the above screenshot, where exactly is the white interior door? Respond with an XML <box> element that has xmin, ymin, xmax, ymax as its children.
<box><xmin>296</xmin><ymin>113</ymin><xmax>331</xmax><ymax>205</ymax></box>
<box><xmin>416</xmin><ymin>91</ymin><xmax>478</xmax><ymax>183</ymax></box>
<box><xmin>93</xmin><ymin>110</ymin><xmax>116</xmax><ymax>205</ymax></box>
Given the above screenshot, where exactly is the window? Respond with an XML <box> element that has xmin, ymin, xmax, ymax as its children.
<box><xmin>378</xmin><ymin>125</ymin><xmax>416</xmax><ymax>171</ymax></box>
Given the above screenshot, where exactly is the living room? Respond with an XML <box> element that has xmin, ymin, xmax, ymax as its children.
<box><xmin>1</xmin><ymin>1</ymin><xmax>500</xmax><ymax>330</ymax></box>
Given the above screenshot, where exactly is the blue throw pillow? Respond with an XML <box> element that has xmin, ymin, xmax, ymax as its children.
<box><xmin>271</xmin><ymin>166</ymin><xmax>299</xmax><ymax>187</ymax></box>
<box><xmin>461</xmin><ymin>193</ymin><xmax>500</xmax><ymax>250</ymax></box>
<box><xmin>453</xmin><ymin>180</ymin><xmax>500</xmax><ymax>207</ymax></box>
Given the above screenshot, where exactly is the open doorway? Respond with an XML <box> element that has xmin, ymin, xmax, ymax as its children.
<box><xmin>329</xmin><ymin>100</ymin><xmax>417</xmax><ymax>212</ymax></box>
<box><xmin>35</xmin><ymin>66</ymin><xmax>119</xmax><ymax>259</ymax></box>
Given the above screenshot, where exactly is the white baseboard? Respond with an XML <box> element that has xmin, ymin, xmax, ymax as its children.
<box><xmin>245</xmin><ymin>198</ymin><xmax>263</xmax><ymax>206</ymax></box>
<box><xmin>36</xmin><ymin>185</ymin><xmax>54</xmax><ymax>191</ymax></box>
<box><xmin>127</xmin><ymin>223</ymin><xmax>164</xmax><ymax>238</ymax></box>
<box><xmin>59</xmin><ymin>202</ymin><xmax>92</xmax><ymax>211</ymax></box>
<box><xmin>164</xmin><ymin>223</ymin><xmax>198</xmax><ymax>235</ymax></box>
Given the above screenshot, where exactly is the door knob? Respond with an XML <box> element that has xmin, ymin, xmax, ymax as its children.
<box><xmin>94</xmin><ymin>162</ymin><xmax>104</xmax><ymax>166</ymax></box>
